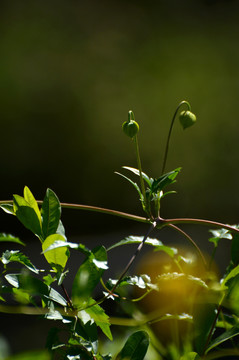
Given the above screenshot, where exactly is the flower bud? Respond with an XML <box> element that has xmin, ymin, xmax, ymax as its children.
<box><xmin>179</xmin><ymin>110</ymin><xmax>196</xmax><ymax>130</ymax></box>
<box><xmin>122</xmin><ymin>111</ymin><xmax>139</xmax><ymax>138</ymax></box>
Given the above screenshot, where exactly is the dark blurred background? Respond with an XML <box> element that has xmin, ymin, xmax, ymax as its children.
<box><xmin>1</xmin><ymin>0</ymin><xmax>239</xmax><ymax>355</ymax></box>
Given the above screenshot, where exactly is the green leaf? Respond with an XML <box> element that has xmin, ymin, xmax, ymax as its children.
<box><xmin>83</xmin><ymin>300</ymin><xmax>112</xmax><ymax>340</ymax></box>
<box><xmin>72</xmin><ymin>246</ymin><xmax>107</xmax><ymax>304</ymax></box>
<box><xmin>151</xmin><ymin>168</ymin><xmax>181</xmax><ymax>193</ymax></box>
<box><xmin>231</xmin><ymin>232</ymin><xmax>239</xmax><ymax>265</ymax></box>
<box><xmin>12</xmin><ymin>288</ymin><xmax>31</xmax><ymax>304</ymax></box>
<box><xmin>116</xmin><ymin>331</ymin><xmax>149</xmax><ymax>360</ymax></box>
<box><xmin>108</xmin><ymin>236</ymin><xmax>177</xmax><ymax>258</ymax></box>
<box><xmin>180</xmin><ymin>352</ymin><xmax>200</xmax><ymax>360</ymax></box>
<box><xmin>193</xmin><ymin>303</ymin><xmax>217</xmax><ymax>355</ymax></box>
<box><xmin>13</xmin><ymin>195</ymin><xmax>43</xmax><ymax>240</ymax></box>
<box><xmin>0</xmin><ymin>233</ymin><xmax>25</xmax><ymax>246</ymax></box>
<box><xmin>42</xmin><ymin>240</ymin><xmax>90</xmax><ymax>256</ymax></box>
<box><xmin>156</xmin><ymin>273</ymin><xmax>208</xmax><ymax>289</ymax></box>
<box><xmin>1</xmin><ymin>250</ymin><xmax>39</xmax><ymax>274</ymax></box>
<box><xmin>0</xmin><ymin>203</ymin><xmax>15</xmax><ymax>215</ymax></box>
<box><xmin>5</xmin><ymin>274</ymin><xmax>19</xmax><ymax>288</ymax></box>
<box><xmin>150</xmin><ymin>313</ymin><xmax>193</xmax><ymax>325</ymax></box>
<box><xmin>206</xmin><ymin>325</ymin><xmax>239</xmax><ymax>353</ymax></box>
<box><xmin>42</xmin><ymin>234</ymin><xmax>68</xmax><ymax>270</ymax></box>
<box><xmin>108</xmin><ymin>275</ymin><xmax>157</xmax><ymax>291</ymax></box>
<box><xmin>221</xmin><ymin>264</ymin><xmax>239</xmax><ymax>291</ymax></box>
<box><xmin>23</xmin><ymin>186</ymin><xmax>42</xmax><ymax>224</ymax></box>
<box><xmin>122</xmin><ymin>166</ymin><xmax>152</xmax><ymax>187</ymax></box>
<box><xmin>6</xmin><ymin>272</ymin><xmax>67</xmax><ymax>306</ymax></box>
<box><xmin>41</xmin><ymin>188</ymin><xmax>61</xmax><ymax>239</ymax></box>
<box><xmin>115</xmin><ymin>172</ymin><xmax>144</xmax><ymax>203</ymax></box>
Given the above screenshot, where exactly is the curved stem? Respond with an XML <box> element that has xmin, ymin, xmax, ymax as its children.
<box><xmin>159</xmin><ymin>217</ymin><xmax>239</xmax><ymax>234</ymax></box>
<box><xmin>134</xmin><ymin>135</ymin><xmax>146</xmax><ymax>201</ymax></box>
<box><xmin>167</xmin><ymin>223</ymin><xmax>207</xmax><ymax>267</ymax></box>
<box><xmin>0</xmin><ymin>199</ymin><xmax>149</xmax><ymax>224</ymax></box>
<box><xmin>161</xmin><ymin>100</ymin><xmax>191</xmax><ymax>175</ymax></box>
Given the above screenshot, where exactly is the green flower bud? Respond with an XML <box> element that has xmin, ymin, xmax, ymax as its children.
<box><xmin>179</xmin><ymin>110</ymin><xmax>196</xmax><ymax>130</ymax></box>
<box><xmin>122</xmin><ymin>111</ymin><xmax>139</xmax><ymax>138</ymax></box>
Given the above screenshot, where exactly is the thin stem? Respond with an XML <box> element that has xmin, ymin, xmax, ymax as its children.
<box><xmin>161</xmin><ymin>100</ymin><xmax>191</xmax><ymax>175</ymax></box>
<box><xmin>61</xmin><ymin>284</ymin><xmax>74</xmax><ymax>309</ymax></box>
<box><xmin>110</xmin><ymin>220</ymin><xmax>157</xmax><ymax>294</ymax></box>
<box><xmin>134</xmin><ymin>135</ymin><xmax>147</xmax><ymax>211</ymax></box>
<box><xmin>159</xmin><ymin>217</ymin><xmax>239</xmax><ymax>234</ymax></box>
<box><xmin>0</xmin><ymin>199</ymin><xmax>149</xmax><ymax>224</ymax></box>
<box><xmin>167</xmin><ymin>223</ymin><xmax>207</xmax><ymax>267</ymax></box>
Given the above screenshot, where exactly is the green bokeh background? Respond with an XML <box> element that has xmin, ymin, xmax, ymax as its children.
<box><xmin>1</xmin><ymin>0</ymin><xmax>239</xmax><ymax>232</ymax></box>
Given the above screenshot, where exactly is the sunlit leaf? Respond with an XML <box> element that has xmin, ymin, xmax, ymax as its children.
<box><xmin>122</xmin><ymin>166</ymin><xmax>152</xmax><ymax>187</ymax></box>
<box><xmin>0</xmin><ymin>233</ymin><xmax>25</xmax><ymax>246</ymax></box>
<box><xmin>23</xmin><ymin>186</ymin><xmax>42</xmax><ymax>224</ymax></box>
<box><xmin>42</xmin><ymin>234</ymin><xmax>68</xmax><ymax>270</ymax></box>
<box><xmin>108</xmin><ymin>236</ymin><xmax>177</xmax><ymax>258</ymax></box>
<box><xmin>156</xmin><ymin>272</ymin><xmax>208</xmax><ymax>289</ymax></box>
<box><xmin>12</xmin><ymin>288</ymin><xmax>31</xmax><ymax>304</ymax></box>
<box><xmin>83</xmin><ymin>300</ymin><xmax>112</xmax><ymax>340</ymax></box>
<box><xmin>41</xmin><ymin>188</ymin><xmax>61</xmax><ymax>239</ymax></box>
<box><xmin>1</xmin><ymin>250</ymin><xmax>39</xmax><ymax>273</ymax></box>
<box><xmin>5</xmin><ymin>274</ymin><xmax>19</xmax><ymax>288</ymax></box>
<box><xmin>42</xmin><ymin>240</ymin><xmax>90</xmax><ymax>256</ymax></box>
<box><xmin>13</xmin><ymin>195</ymin><xmax>43</xmax><ymax>240</ymax></box>
<box><xmin>107</xmin><ymin>275</ymin><xmax>157</xmax><ymax>291</ymax></box>
<box><xmin>0</xmin><ymin>204</ymin><xmax>15</xmax><ymax>215</ymax></box>
<box><xmin>116</xmin><ymin>330</ymin><xmax>149</xmax><ymax>360</ymax></box>
<box><xmin>6</xmin><ymin>272</ymin><xmax>67</xmax><ymax>306</ymax></box>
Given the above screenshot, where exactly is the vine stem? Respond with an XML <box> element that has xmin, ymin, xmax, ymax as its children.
<box><xmin>0</xmin><ymin>200</ymin><xmax>149</xmax><ymax>224</ymax></box>
<box><xmin>167</xmin><ymin>223</ymin><xmax>207</xmax><ymax>267</ymax></box>
<box><xmin>134</xmin><ymin>135</ymin><xmax>146</xmax><ymax>202</ymax></box>
<box><xmin>1</xmin><ymin>199</ymin><xmax>239</xmax><ymax>235</ymax></box>
<box><xmin>110</xmin><ymin>220</ymin><xmax>157</xmax><ymax>294</ymax></box>
<box><xmin>161</xmin><ymin>100</ymin><xmax>191</xmax><ymax>175</ymax></box>
<box><xmin>159</xmin><ymin>217</ymin><xmax>239</xmax><ymax>234</ymax></box>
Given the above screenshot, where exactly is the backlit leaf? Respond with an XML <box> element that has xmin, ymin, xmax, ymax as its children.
<box><xmin>0</xmin><ymin>233</ymin><xmax>25</xmax><ymax>246</ymax></box>
<box><xmin>108</xmin><ymin>236</ymin><xmax>177</xmax><ymax>257</ymax></box>
<box><xmin>1</xmin><ymin>250</ymin><xmax>39</xmax><ymax>273</ymax></box>
<box><xmin>83</xmin><ymin>300</ymin><xmax>112</xmax><ymax>340</ymax></box>
<box><xmin>0</xmin><ymin>204</ymin><xmax>15</xmax><ymax>215</ymax></box>
<box><xmin>13</xmin><ymin>195</ymin><xmax>43</xmax><ymax>240</ymax></box>
<box><xmin>23</xmin><ymin>186</ymin><xmax>42</xmax><ymax>224</ymax></box>
<box><xmin>41</xmin><ymin>188</ymin><xmax>61</xmax><ymax>239</ymax></box>
<box><xmin>122</xmin><ymin>166</ymin><xmax>152</xmax><ymax>187</ymax></box>
<box><xmin>42</xmin><ymin>234</ymin><xmax>68</xmax><ymax>270</ymax></box>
